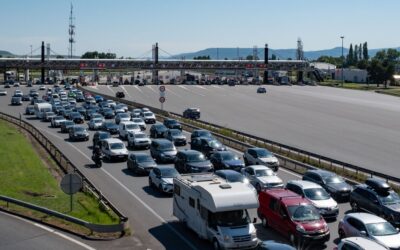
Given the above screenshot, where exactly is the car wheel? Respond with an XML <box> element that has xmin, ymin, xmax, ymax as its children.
<box><xmin>158</xmin><ymin>184</ymin><xmax>163</xmax><ymax>192</ymax></box>
<box><xmin>338</xmin><ymin>228</ymin><xmax>346</xmax><ymax>239</ymax></box>
<box><xmin>212</xmin><ymin>239</ymin><xmax>220</xmax><ymax>250</ymax></box>
<box><xmin>289</xmin><ymin>233</ymin><xmax>297</xmax><ymax>245</ymax></box>
<box><xmin>351</xmin><ymin>201</ymin><xmax>359</xmax><ymax>212</ymax></box>
<box><xmin>261</xmin><ymin>217</ymin><xmax>269</xmax><ymax>228</ymax></box>
<box><xmin>148</xmin><ymin>177</ymin><xmax>154</xmax><ymax>188</ymax></box>
<box><xmin>256</xmin><ymin>183</ymin><xmax>262</xmax><ymax>193</ymax></box>
<box><xmin>244</xmin><ymin>157</ymin><xmax>249</xmax><ymax>165</ymax></box>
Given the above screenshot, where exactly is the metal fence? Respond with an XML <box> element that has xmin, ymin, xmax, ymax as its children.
<box><xmin>0</xmin><ymin>112</ymin><xmax>128</xmax><ymax>234</ymax></box>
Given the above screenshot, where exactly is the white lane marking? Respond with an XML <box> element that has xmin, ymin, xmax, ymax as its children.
<box><xmin>146</xmin><ymin>85</ymin><xmax>157</xmax><ymax>93</ymax></box>
<box><xmin>211</xmin><ymin>85</ymin><xmax>222</xmax><ymax>89</ymax></box>
<box><xmin>106</xmin><ymin>86</ymin><xmax>115</xmax><ymax>94</ymax></box>
<box><xmin>178</xmin><ymin>85</ymin><xmax>205</xmax><ymax>97</ymax></box>
<box><xmin>195</xmin><ymin>85</ymin><xmax>210</xmax><ymax>91</ymax></box>
<box><xmin>0</xmin><ymin>211</ymin><xmax>95</xmax><ymax>250</ymax></box>
<box><xmin>134</xmin><ymin>85</ymin><xmax>143</xmax><ymax>93</ymax></box>
<box><xmin>120</xmin><ymin>86</ymin><xmax>132</xmax><ymax>98</ymax></box>
<box><xmin>167</xmin><ymin>88</ymin><xmax>182</xmax><ymax>98</ymax></box>
<box><xmin>37</xmin><ymin>128</ymin><xmax>197</xmax><ymax>250</ymax></box>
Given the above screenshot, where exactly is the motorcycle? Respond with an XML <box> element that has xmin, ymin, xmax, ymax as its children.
<box><xmin>92</xmin><ymin>152</ymin><xmax>102</xmax><ymax>168</ymax></box>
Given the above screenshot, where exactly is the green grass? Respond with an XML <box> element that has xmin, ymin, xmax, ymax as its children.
<box><xmin>0</xmin><ymin>120</ymin><xmax>119</xmax><ymax>225</ymax></box>
<box><xmin>376</xmin><ymin>88</ymin><xmax>400</xmax><ymax>97</ymax></box>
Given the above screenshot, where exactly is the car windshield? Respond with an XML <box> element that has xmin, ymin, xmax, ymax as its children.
<box><xmin>324</xmin><ymin>176</ymin><xmax>345</xmax><ymax>184</ymax></box>
<box><xmin>170</xmin><ymin>130</ymin><xmax>182</xmax><ymax>136</ymax></box>
<box><xmin>287</xmin><ymin>205</ymin><xmax>321</xmax><ymax>222</ymax></box>
<box><xmin>136</xmin><ymin>155</ymin><xmax>153</xmax><ymax>162</ymax></box>
<box><xmin>132</xmin><ymin>119</ymin><xmax>143</xmax><ymax>123</ymax></box>
<box><xmin>75</xmin><ymin>127</ymin><xmax>85</xmax><ymax>132</ymax></box>
<box><xmin>105</xmin><ymin>122</ymin><xmax>114</xmax><ymax>127</ymax></box>
<box><xmin>304</xmin><ymin>188</ymin><xmax>330</xmax><ymax>200</ymax></box>
<box><xmin>99</xmin><ymin>133</ymin><xmax>110</xmax><ymax>139</ymax></box>
<box><xmin>198</xmin><ymin>131</ymin><xmax>212</xmax><ymax>137</ymax></box>
<box><xmin>126</xmin><ymin>124</ymin><xmax>139</xmax><ymax>130</ymax></box>
<box><xmin>378</xmin><ymin>192</ymin><xmax>400</xmax><ymax>205</ymax></box>
<box><xmin>135</xmin><ymin>133</ymin><xmax>147</xmax><ymax>139</ymax></box>
<box><xmin>160</xmin><ymin>168</ymin><xmax>179</xmax><ymax>178</ymax></box>
<box><xmin>209</xmin><ymin>140</ymin><xmax>222</xmax><ymax>148</ymax></box>
<box><xmin>55</xmin><ymin>116</ymin><xmax>64</xmax><ymax>120</ymax></box>
<box><xmin>255</xmin><ymin>169</ymin><xmax>274</xmax><ymax>177</ymax></box>
<box><xmin>65</xmin><ymin>121</ymin><xmax>74</xmax><ymax>126</ymax></box>
<box><xmin>110</xmin><ymin>143</ymin><xmax>125</xmax><ymax>150</ymax></box>
<box><xmin>221</xmin><ymin>153</ymin><xmax>239</xmax><ymax>161</ymax></box>
<box><xmin>93</xmin><ymin>118</ymin><xmax>102</xmax><ymax>123</ymax></box>
<box><xmin>366</xmin><ymin>222</ymin><xmax>398</xmax><ymax>236</ymax></box>
<box><xmin>187</xmin><ymin>153</ymin><xmax>206</xmax><ymax>162</ymax></box>
<box><xmin>144</xmin><ymin>112</ymin><xmax>153</xmax><ymax>117</ymax></box>
<box><xmin>120</xmin><ymin>113</ymin><xmax>130</xmax><ymax>118</ymax></box>
<box><xmin>255</xmin><ymin>149</ymin><xmax>273</xmax><ymax>157</ymax></box>
<box><xmin>214</xmin><ymin>210</ymin><xmax>250</xmax><ymax>227</ymax></box>
<box><xmin>159</xmin><ymin>143</ymin><xmax>174</xmax><ymax>151</ymax></box>
<box><xmin>225</xmin><ymin>173</ymin><xmax>245</xmax><ymax>183</ymax></box>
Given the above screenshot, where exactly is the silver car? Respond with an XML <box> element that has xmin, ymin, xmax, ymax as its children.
<box><xmin>88</xmin><ymin>118</ymin><xmax>104</xmax><ymax>130</ymax></box>
<box><xmin>241</xmin><ymin>165</ymin><xmax>283</xmax><ymax>192</ymax></box>
<box><xmin>149</xmin><ymin>166</ymin><xmax>180</xmax><ymax>194</ymax></box>
<box><xmin>336</xmin><ymin>237</ymin><xmax>389</xmax><ymax>250</ymax></box>
<box><xmin>338</xmin><ymin>213</ymin><xmax>400</xmax><ymax>249</ymax></box>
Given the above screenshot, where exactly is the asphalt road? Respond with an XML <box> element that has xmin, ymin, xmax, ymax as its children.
<box><xmin>0</xmin><ymin>85</ymin><xmax>353</xmax><ymax>250</ymax></box>
<box><xmin>88</xmin><ymin>84</ymin><xmax>400</xmax><ymax>178</ymax></box>
<box><xmin>0</xmin><ymin>211</ymin><xmax>93</xmax><ymax>250</ymax></box>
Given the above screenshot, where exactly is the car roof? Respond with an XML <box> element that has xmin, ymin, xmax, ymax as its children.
<box><xmin>179</xmin><ymin>149</ymin><xmax>202</xmax><ymax>155</ymax></box>
<box><xmin>287</xmin><ymin>180</ymin><xmax>321</xmax><ymax>189</ymax></box>
<box><xmin>345</xmin><ymin>212</ymin><xmax>387</xmax><ymax>224</ymax></box>
<box><xmin>306</xmin><ymin>169</ymin><xmax>335</xmax><ymax>178</ymax></box>
<box><xmin>130</xmin><ymin>153</ymin><xmax>150</xmax><ymax>157</ymax></box>
<box><xmin>341</xmin><ymin>237</ymin><xmax>389</xmax><ymax>249</ymax></box>
<box><xmin>103</xmin><ymin>138</ymin><xmax>123</xmax><ymax>143</ymax></box>
<box><xmin>215</xmin><ymin>169</ymin><xmax>242</xmax><ymax>177</ymax></box>
<box><xmin>155</xmin><ymin>165</ymin><xmax>176</xmax><ymax>170</ymax></box>
<box><xmin>153</xmin><ymin>139</ymin><xmax>173</xmax><ymax>145</ymax></box>
<box><xmin>263</xmin><ymin>189</ymin><xmax>310</xmax><ymax>206</ymax></box>
<box><xmin>248</xmin><ymin>165</ymin><xmax>271</xmax><ymax>170</ymax></box>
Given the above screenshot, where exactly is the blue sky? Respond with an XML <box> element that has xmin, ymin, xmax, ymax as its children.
<box><xmin>1</xmin><ymin>0</ymin><xmax>398</xmax><ymax>57</ymax></box>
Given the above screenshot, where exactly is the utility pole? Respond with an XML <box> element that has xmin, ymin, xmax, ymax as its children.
<box><xmin>340</xmin><ymin>36</ymin><xmax>344</xmax><ymax>87</ymax></box>
<box><xmin>68</xmin><ymin>3</ymin><xmax>75</xmax><ymax>58</ymax></box>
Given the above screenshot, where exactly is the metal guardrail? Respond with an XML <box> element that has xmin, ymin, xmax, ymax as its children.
<box><xmin>80</xmin><ymin>86</ymin><xmax>400</xmax><ymax>185</ymax></box>
<box><xmin>0</xmin><ymin>112</ymin><xmax>128</xmax><ymax>234</ymax></box>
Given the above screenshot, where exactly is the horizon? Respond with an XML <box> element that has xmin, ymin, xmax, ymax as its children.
<box><xmin>1</xmin><ymin>0</ymin><xmax>399</xmax><ymax>57</ymax></box>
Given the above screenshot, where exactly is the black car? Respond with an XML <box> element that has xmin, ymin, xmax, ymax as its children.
<box><xmin>215</xmin><ymin>170</ymin><xmax>249</xmax><ymax>184</ymax></box>
<box><xmin>150</xmin><ymin>139</ymin><xmax>177</xmax><ymax>163</ymax></box>
<box><xmin>116</xmin><ymin>91</ymin><xmax>125</xmax><ymax>98</ymax></box>
<box><xmin>190</xmin><ymin>136</ymin><xmax>226</xmax><ymax>157</ymax></box>
<box><xmin>183</xmin><ymin>108</ymin><xmax>200</xmax><ymax>120</ymax></box>
<box><xmin>191</xmin><ymin>129</ymin><xmax>213</xmax><ymax>140</ymax></box>
<box><xmin>102</xmin><ymin>108</ymin><xmax>115</xmax><ymax>119</ymax></box>
<box><xmin>69</xmin><ymin>112</ymin><xmax>84</xmax><ymax>124</ymax></box>
<box><xmin>350</xmin><ymin>178</ymin><xmax>400</xmax><ymax>227</ymax></box>
<box><xmin>174</xmin><ymin>150</ymin><xmax>213</xmax><ymax>173</ymax></box>
<box><xmin>101</xmin><ymin>121</ymin><xmax>119</xmax><ymax>134</ymax></box>
<box><xmin>69</xmin><ymin>125</ymin><xmax>89</xmax><ymax>141</ymax></box>
<box><xmin>76</xmin><ymin>94</ymin><xmax>85</xmax><ymax>102</ymax></box>
<box><xmin>74</xmin><ymin>106</ymin><xmax>87</xmax><ymax>116</ymax></box>
<box><xmin>257</xmin><ymin>87</ymin><xmax>267</xmax><ymax>93</ymax></box>
<box><xmin>127</xmin><ymin>153</ymin><xmax>157</xmax><ymax>175</ymax></box>
<box><xmin>11</xmin><ymin>96</ymin><xmax>22</xmax><ymax>105</ymax></box>
<box><xmin>164</xmin><ymin>129</ymin><xmax>187</xmax><ymax>146</ymax></box>
<box><xmin>92</xmin><ymin>131</ymin><xmax>111</xmax><ymax>148</ymax></box>
<box><xmin>210</xmin><ymin>151</ymin><xmax>245</xmax><ymax>171</ymax></box>
<box><xmin>60</xmin><ymin>120</ymin><xmax>75</xmax><ymax>133</ymax></box>
<box><xmin>25</xmin><ymin>105</ymin><xmax>35</xmax><ymax>115</ymax></box>
<box><xmin>4</xmin><ymin>82</ymin><xmax>10</xmax><ymax>88</ymax></box>
<box><xmin>21</xmin><ymin>95</ymin><xmax>31</xmax><ymax>101</ymax></box>
<box><xmin>163</xmin><ymin>118</ymin><xmax>182</xmax><ymax>130</ymax></box>
<box><xmin>302</xmin><ymin>170</ymin><xmax>353</xmax><ymax>201</ymax></box>
<box><xmin>150</xmin><ymin>124</ymin><xmax>168</xmax><ymax>138</ymax></box>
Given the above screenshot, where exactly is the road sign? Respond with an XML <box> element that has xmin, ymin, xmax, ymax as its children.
<box><xmin>159</xmin><ymin>96</ymin><xmax>165</xmax><ymax>103</ymax></box>
<box><xmin>160</xmin><ymin>91</ymin><xmax>165</xmax><ymax>97</ymax></box>
<box><xmin>159</xmin><ymin>85</ymin><xmax>166</xmax><ymax>92</ymax></box>
<box><xmin>60</xmin><ymin>173</ymin><xmax>82</xmax><ymax>195</ymax></box>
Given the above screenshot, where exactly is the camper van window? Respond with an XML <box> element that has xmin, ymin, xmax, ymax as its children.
<box><xmin>197</xmin><ymin>199</ymin><xmax>200</xmax><ymax>211</ymax></box>
<box><xmin>174</xmin><ymin>185</ymin><xmax>180</xmax><ymax>196</ymax></box>
<box><xmin>189</xmin><ymin>197</ymin><xmax>195</xmax><ymax>208</ymax></box>
<box><xmin>200</xmin><ymin>206</ymin><xmax>208</xmax><ymax>220</ymax></box>
<box><xmin>215</xmin><ymin>210</ymin><xmax>251</xmax><ymax>227</ymax></box>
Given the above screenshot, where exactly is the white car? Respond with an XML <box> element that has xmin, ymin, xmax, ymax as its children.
<box><xmin>142</xmin><ymin>111</ymin><xmax>156</xmax><ymax>124</ymax></box>
<box><xmin>0</xmin><ymin>90</ymin><xmax>7</xmax><ymax>96</ymax></box>
<box><xmin>119</xmin><ymin>121</ymin><xmax>141</xmax><ymax>139</ymax></box>
<box><xmin>338</xmin><ymin>213</ymin><xmax>400</xmax><ymax>250</ymax></box>
<box><xmin>13</xmin><ymin>82</ymin><xmax>20</xmax><ymax>87</ymax></box>
<box><xmin>115</xmin><ymin>112</ymin><xmax>131</xmax><ymax>124</ymax></box>
<box><xmin>127</xmin><ymin>132</ymin><xmax>152</xmax><ymax>149</ymax></box>
<box><xmin>286</xmin><ymin>180</ymin><xmax>339</xmax><ymax>219</ymax></box>
<box><xmin>106</xmin><ymin>100</ymin><xmax>116</xmax><ymax>108</ymax></box>
<box><xmin>149</xmin><ymin>166</ymin><xmax>180</xmax><ymax>194</ymax></box>
<box><xmin>241</xmin><ymin>165</ymin><xmax>284</xmax><ymax>192</ymax></box>
<box><xmin>101</xmin><ymin>138</ymin><xmax>129</xmax><ymax>161</ymax></box>
<box><xmin>336</xmin><ymin>237</ymin><xmax>389</xmax><ymax>250</ymax></box>
<box><xmin>51</xmin><ymin>116</ymin><xmax>67</xmax><ymax>128</ymax></box>
<box><xmin>88</xmin><ymin>118</ymin><xmax>104</xmax><ymax>130</ymax></box>
<box><xmin>39</xmin><ymin>85</ymin><xmax>46</xmax><ymax>90</ymax></box>
<box><xmin>243</xmin><ymin>147</ymin><xmax>279</xmax><ymax>171</ymax></box>
<box><xmin>131</xmin><ymin>118</ymin><xmax>146</xmax><ymax>130</ymax></box>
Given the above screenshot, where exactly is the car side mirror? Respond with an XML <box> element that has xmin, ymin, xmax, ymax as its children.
<box><xmin>281</xmin><ymin>214</ymin><xmax>288</xmax><ymax>219</ymax></box>
<box><xmin>253</xmin><ymin>218</ymin><xmax>257</xmax><ymax>224</ymax></box>
<box><xmin>397</xmin><ymin>228</ymin><xmax>400</xmax><ymax>232</ymax></box>
<box><xmin>360</xmin><ymin>231</ymin><xmax>367</xmax><ymax>237</ymax></box>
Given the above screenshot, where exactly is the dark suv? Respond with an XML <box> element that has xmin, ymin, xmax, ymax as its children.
<box><xmin>150</xmin><ymin>124</ymin><xmax>168</xmax><ymax>138</ymax></box>
<box><xmin>183</xmin><ymin>108</ymin><xmax>200</xmax><ymax>119</ymax></box>
<box><xmin>191</xmin><ymin>129</ymin><xmax>213</xmax><ymax>140</ymax></box>
<box><xmin>350</xmin><ymin>178</ymin><xmax>400</xmax><ymax>227</ymax></box>
<box><xmin>190</xmin><ymin>136</ymin><xmax>226</xmax><ymax>157</ymax></box>
<box><xmin>163</xmin><ymin>118</ymin><xmax>182</xmax><ymax>130</ymax></box>
<box><xmin>150</xmin><ymin>139</ymin><xmax>177</xmax><ymax>163</ymax></box>
<box><xmin>302</xmin><ymin>170</ymin><xmax>353</xmax><ymax>201</ymax></box>
<box><xmin>174</xmin><ymin>150</ymin><xmax>213</xmax><ymax>173</ymax></box>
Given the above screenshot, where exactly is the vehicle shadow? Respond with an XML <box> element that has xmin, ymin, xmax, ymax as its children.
<box><xmin>84</xmin><ymin>163</ymin><xmax>100</xmax><ymax>169</ymax></box>
<box><xmin>142</xmin><ymin>185</ymin><xmax>171</xmax><ymax>199</ymax></box>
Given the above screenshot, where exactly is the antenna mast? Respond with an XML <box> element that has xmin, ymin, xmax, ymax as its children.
<box><xmin>68</xmin><ymin>3</ymin><xmax>75</xmax><ymax>58</ymax></box>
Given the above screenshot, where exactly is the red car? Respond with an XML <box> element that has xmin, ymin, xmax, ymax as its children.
<box><xmin>257</xmin><ymin>189</ymin><xmax>330</xmax><ymax>245</ymax></box>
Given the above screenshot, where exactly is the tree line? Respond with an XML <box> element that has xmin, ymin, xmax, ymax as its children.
<box><xmin>81</xmin><ymin>51</ymin><xmax>117</xmax><ymax>59</ymax></box>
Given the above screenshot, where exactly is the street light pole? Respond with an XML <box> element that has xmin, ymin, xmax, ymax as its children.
<box><xmin>340</xmin><ymin>36</ymin><xmax>344</xmax><ymax>87</ymax></box>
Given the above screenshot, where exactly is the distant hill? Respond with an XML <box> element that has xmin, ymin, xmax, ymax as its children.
<box><xmin>172</xmin><ymin>47</ymin><xmax>400</xmax><ymax>60</ymax></box>
<box><xmin>0</xmin><ymin>50</ymin><xmax>14</xmax><ymax>57</ymax></box>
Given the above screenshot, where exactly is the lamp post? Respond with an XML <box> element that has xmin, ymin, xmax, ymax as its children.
<box><xmin>340</xmin><ymin>36</ymin><xmax>344</xmax><ymax>87</ymax></box>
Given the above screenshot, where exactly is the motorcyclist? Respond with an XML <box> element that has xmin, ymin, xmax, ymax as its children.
<box><xmin>92</xmin><ymin>145</ymin><xmax>102</xmax><ymax>167</ymax></box>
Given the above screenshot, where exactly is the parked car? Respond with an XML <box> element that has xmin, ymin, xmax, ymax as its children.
<box><xmin>191</xmin><ymin>129</ymin><xmax>213</xmax><ymax>140</ymax></box>
<box><xmin>88</xmin><ymin>118</ymin><xmax>103</xmax><ymax>130</ymax></box>
<box><xmin>131</xmin><ymin>118</ymin><xmax>146</xmax><ymax>131</ymax></box>
<box><xmin>51</xmin><ymin>116</ymin><xmax>67</xmax><ymax>128</ymax></box>
<box><xmin>69</xmin><ymin>125</ymin><xmax>89</xmax><ymax>141</ymax></box>
<box><xmin>60</xmin><ymin>120</ymin><xmax>75</xmax><ymax>133</ymax></box>
<box><xmin>142</xmin><ymin>111</ymin><xmax>156</xmax><ymax>124</ymax></box>
<box><xmin>174</xmin><ymin>149</ymin><xmax>213</xmax><ymax>173</ymax></box>
<box><xmin>302</xmin><ymin>169</ymin><xmax>353</xmax><ymax>201</ymax></box>
<box><xmin>335</xmin><ymin>237</ymin><xmax>389</xmax><ymax>250</ymax></box>
<box><xmin>127</xmin><ymin>153</ymin><xmax>157</xmax><ymax>175</ymax></box>
<box><xmin>164</xmin><ymin>129</ymin><xmax>187</xmax><ymax>146</ymax></box>
<box><xmin>11</xmin><ymin>96</ymin><xmax>22</xmax><ymax>105</ymax></box>
<box><xmin>257</xmin><ymin>188</ymin><xmax>330</xmax><ymax>245</ymax></box>
<box><xmin>92</xmin><ymin>131</ymin><xmax>111</xmax><ymax>149</ymax></box>
<box><xmin>190</xmin><ymin>136</ymin><xmax>226</xmax><ymax>157</ymax></box>
<box><xmin>183</xmin><ymin>108</ymin><xmax>200</xmax><ymax>119</ymax></box>
<box><xmin>210</xmin><ymin>151</ymin><xmax>245</xmax><ymax>171</ymax></box>
<box><xmin>163</xmin><ymin>118</ymin><xmax>182</xmax><ymax>130</ymax></box>
<box><xmin>115</xmin><ymin>112</ymin><xmax>131</xmax><ymax>124</ymax></box>
<box><xmin>150</xmin><ymin>124</ymin><xmax>168</xmax><ymax>138</ymax></box>
<box><xmin>257</xmin><ymin>87</ymin><xmax>267</xmax><ymax>93</ymax></box>
<box><xmin>101</xmin><ymin>138</ymin><xmax>129</xmax><ymax>161</ymax></box>
<box><xmin>349</xmin><ymin>178</ymin><xmax>400</xmax><ymax>227</ymax></box>
<box><xmin>150</xmin><ymin>139</ymin><xmax>177</xmax><ymax>163</ymax></box>
<box><xmin>215</xmin><ymin>170</ymin><xmax>250</xmax><ymax>184</ymax></box>
<box><xmin>338</xmin><ymin>213</ymin><xmax>400</xmax><ymax>249</ymax></box>
<box><xmin>241</xmin><ymin>165</ymin><xmax>284</xmax><ymax>192</ymax></box>
<box><xmin>25</xmin><ymin>105</ymin><xmax>35</xmax><ymax>115</ymax></box>
<box><xmin>243</xmin><ymin>147</ymin><xmax>279</xmax><ymax>172</ymax></box>
<box><xmin>286</xmin><ymin>180</ymin><xmax>339</xmax><ymax>220</ymax></box>
<box><xmin>127</xmin><ymin>131</ymin><xmax>151</xmax><ymax>149</ymax></box>
<box><xmin>149</xmin><ymin>166</ymin><xmax>180</xmax><ymax>194</ymax></box>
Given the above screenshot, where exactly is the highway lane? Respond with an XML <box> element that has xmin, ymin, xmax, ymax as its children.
<box><xmin>88</xmin><ymin>84</ymin><xmax>400</xmax><ymax>178</ymax></box>
<box><xmin>0</xmin><ymin>211</ymin><xmax>94</xmax><ymax>250</ymax></box>
<box><xmin>0</xmin><ymin>86</ymin><xmax>352</xmax><ymax>249</ymax></box>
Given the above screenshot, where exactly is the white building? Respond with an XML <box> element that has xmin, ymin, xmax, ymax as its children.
<box><xmin>334</xmin><ymin>68</ymin><xmax>368</xmax><ymax>83</ymax></box>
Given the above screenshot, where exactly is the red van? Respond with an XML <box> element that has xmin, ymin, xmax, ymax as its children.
<box><xmin>257</xmin><ymin>189</ymin><xmax>330</xmax><ymax>245</ymax></box>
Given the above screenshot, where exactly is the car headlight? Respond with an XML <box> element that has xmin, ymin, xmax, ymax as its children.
<box><xmin>323</xmin><ymin>222</ymin><xmax>329</xmax><ymax>232</ymax></box>
<box><xmin>250</xmin><ymin>230</ymin><xmax>257</xmax><ymax>238</ymax></box>
<box><xmin>223</xmin><ymin>235</ymin><xmax>230</xmax><ymax>242</ymax></box>
<box><xmin>296</xmin><ymin>225</ymin><xmax>307</xmax><ymax>233</ymax></box>
<box><xmin>243</xmin><ymin>178</ymin><xmax>249</xmax><ymax>184</ymax></box>
<box><xmin>160</xmin><ymin>153</ymin><xmax>165</xmax><ymax>156</ymax></box>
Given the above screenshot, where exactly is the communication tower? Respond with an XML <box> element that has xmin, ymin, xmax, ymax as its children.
<box><xmin>68</xmin><ymin>3</ymin><xmax>75</xmax><ymax>58</ymax></box>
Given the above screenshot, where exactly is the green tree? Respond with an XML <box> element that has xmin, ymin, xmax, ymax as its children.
<box><xmin>347</xmin><ymin>43</ymin><xmax>354</xmax><ymax>66</ymax></box>
<box><xmin>367</xmin><ymin>49</ymin><xmax>398</xmax><ymax>87</ymax></box>
<box><xmin>271</xmin><ymin>54</ymin><xmax>277</xmax><ymax>60</ymax></box>
<box><xmin>246</xmin><ymin>55</ymin><xmax>259</xmax><ymax>60</ymax></box>
<box><xmin>363</xmin><ymin>42</ymin><xmax>369</xmax><ymax>60</ymax></box>
<box><xmin>358</xmin><ymin>43</ymin><xmax>362</xmax><ymax>61</ymax></box>
<box><xmin>354</xmin><ymin>44</ymin><xmax>359</xmax><ymax>64</ymax></box>
<box><xmin>81</xmin><ymin>51</ymin><xmax>116</xmax><ymax>59</ymax></box>
<box><xmin>56</xmin><ymin>55</ymin><xmax>64</xmax><ymax>58</ymax></box>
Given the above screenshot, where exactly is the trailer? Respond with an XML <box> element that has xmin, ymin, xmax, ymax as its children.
<box><xmin>34</xmin><ymin>102</ymin><xmax>52</xmax><ymax>119</ymax></box>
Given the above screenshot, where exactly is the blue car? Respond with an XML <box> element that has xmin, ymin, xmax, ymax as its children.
<box><xmin>94</xmin><ymin>95</ymin><xmax>104</xmax><ymax>103</ymax></box>
<box><xmin>210</xmin><ymin>151</ymin><xmax>245</xmax><ymax>171</ymax></box>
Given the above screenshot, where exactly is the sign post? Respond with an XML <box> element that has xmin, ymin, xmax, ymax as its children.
<box><xmin>159</xmin><ymin>85</ymin><xmax>166</xmax><ymax>110</ymax></box>
<box><xmin>60</xmin><ymin>173</ymin><xmax>83</xmax><ymax>212</ymax></box>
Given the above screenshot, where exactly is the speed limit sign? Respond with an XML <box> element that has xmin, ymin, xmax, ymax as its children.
<box><xmin>159</xmin><ymin>85</ymin><xmax>166</xmax><ymax>92</ymax></box>
<box><xmin>159</xmin><ymin>97</ymin><xmax>165</xmax><ymax>103</ymax></box>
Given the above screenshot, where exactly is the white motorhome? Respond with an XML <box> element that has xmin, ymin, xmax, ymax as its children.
<box><xmin>173</xmin><ymin>174</ymin><xmax>259</xmax><ymax>249</ymax></box>
<box><xmin>34</xmin><ymin>103</ymin><xmax>52</xmax><ymax>119</ymax></box>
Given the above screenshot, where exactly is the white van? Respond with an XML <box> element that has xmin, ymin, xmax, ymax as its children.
<box><xmin>101</xmin><ymin>138</ymin><xmax>129</xmax><ymax>161</ymax></box>
<box><xmin>34</xmin><ymin>103</ymin><xmax>52</xmax><ymax>119</ymax></box>
<box><xmin>119</xmin><ymin>121</ymin><xmax>141</xmax><ymax>139</ymax></box>
<box><xmin>173</xmin><ymin>174</ymin><xmax>259</xmax><ymax>249</ymax></box>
